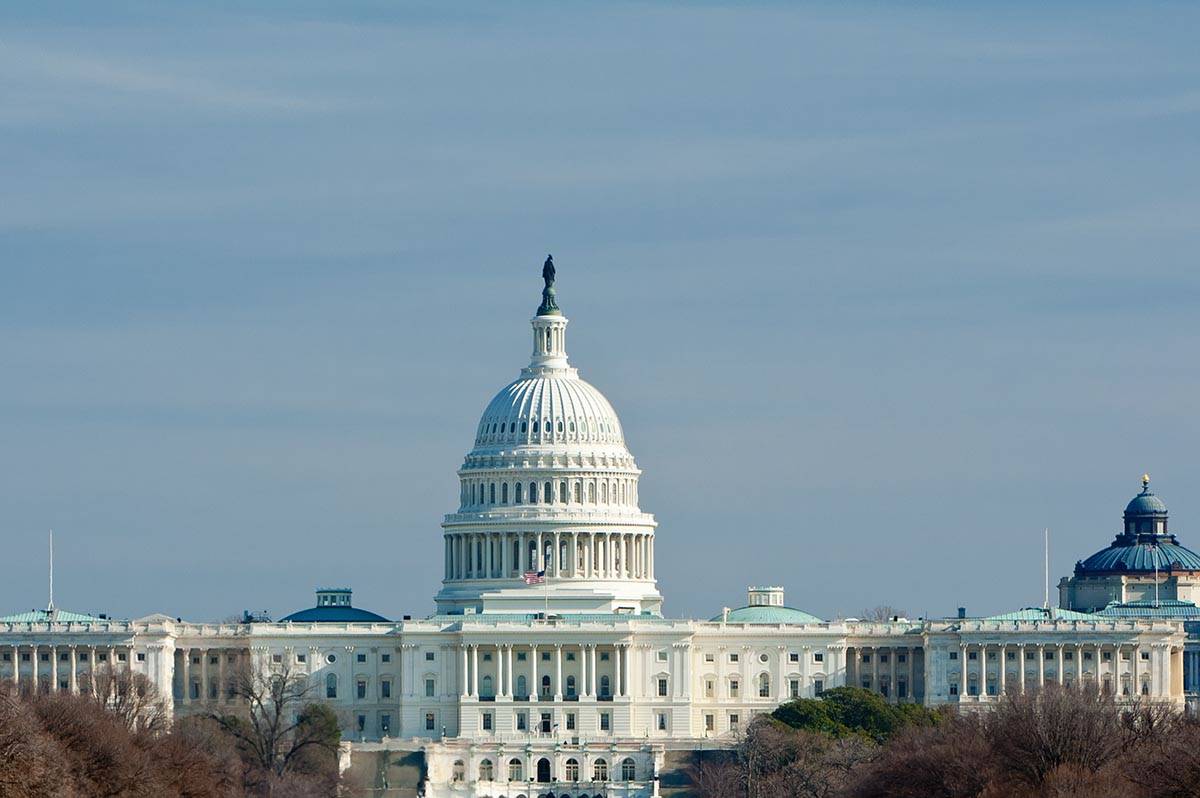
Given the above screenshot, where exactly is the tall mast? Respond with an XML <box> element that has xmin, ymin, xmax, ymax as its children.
<box><xmin>47</xmin><ymin>528</ymin><xmax>55</xmax><ymax>613</ymax></box>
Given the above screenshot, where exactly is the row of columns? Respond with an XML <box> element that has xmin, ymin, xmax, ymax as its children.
<box><xmin>179</xmin><ymin>647</ymin><xmax>245</xmax><ymax>704</ymax></box>
<box><xmin>4</xmin><ymin>643</ymin><xmax>128</xmax><ymax>694</ymax></box>
<box><xmin>954</xmin><ymin>642</ymin><xmax>1157</xmax><ymax>698</ymax></box>
<box><xmin>459</xmin><ymin>643</ymin><xmax>632</xmax><ymax>700</ymax></box>
<box><xmin>445</xmin><ymin>531</ymin><xmax>654</xmax><ymax>581</ymax></box>
<box><xmin>848</xmin><ymin>646</ymin><xmax>918</xmax><ymax>702</ymax></box>
<box><xmin>461</xmin><ymin>477</ymin><xmax>638</xmax><ymax>510</ymax></box>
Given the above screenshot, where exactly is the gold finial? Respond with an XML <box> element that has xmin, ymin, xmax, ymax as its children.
<box><xmin>1142</xmin><ymin>473</ymin><xmax>1151</xmax><ymax>489</ymax></box>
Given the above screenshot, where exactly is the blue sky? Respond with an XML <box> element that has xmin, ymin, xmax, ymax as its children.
<box><xmin>2</xmin><ymin>1</ymin><xmax>1199</xmax><ymax>622</ymax></box>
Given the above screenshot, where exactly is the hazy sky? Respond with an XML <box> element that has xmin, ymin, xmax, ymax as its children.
<box><xmin>3</xmin><ymin>2</ymin><xmax>1199</xmax><ymax>623</ymax></box>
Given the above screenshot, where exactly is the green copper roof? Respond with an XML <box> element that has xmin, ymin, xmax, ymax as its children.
<box><xmin>982</xmin><ymin>607</ymin><xmax>1095</xmax><ymax>622</ymax></box>
<box><xmin>712</xmin><ymin>606</ymin><xmax>824</xmax><ymax>625</ymax></box>
<box><xmin>0</xmin><ymin>608</ymin><xmax>115</xmax><ymax>624</ymax></box>
<box><xmin>1095</xmin><ymin>600</ymin><xmax>1200</xmax><ymax>619</ymax></box>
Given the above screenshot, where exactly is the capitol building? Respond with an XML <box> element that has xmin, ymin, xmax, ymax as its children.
<box><xmin>3</xmin><ymin>263</ymin><xmax>1200</xmax><ymax>798</ymax></box>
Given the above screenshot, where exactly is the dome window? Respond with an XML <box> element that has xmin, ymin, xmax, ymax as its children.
<box><xmin>509</xmin><ymin>422</ymin><xmax>515</xmax><ymax>434</ymax></box>
<box><xmin>557</xmin><ymin>420</ymin><xmax>564</xmax><ymax>433</ymax></box>
<box><xmin>570</xmin><ymin>421</ymin><xmax>576</xmax><ymax>433</ymax></box>
<box><xmin>544</xmin><ymin>420</ymin><xmax>551</xmax><ymax>433</ymax></box>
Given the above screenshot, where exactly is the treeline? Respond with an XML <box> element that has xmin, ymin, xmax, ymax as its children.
<box><xmin>0</xmin><ymin>666</ymin><xmax>341</xmax><ymax>798</ymax></box>
<box><xmin>690</xmin><ymin>686</ymin><xmax>1200</xmax><ymax>798</ymax></box>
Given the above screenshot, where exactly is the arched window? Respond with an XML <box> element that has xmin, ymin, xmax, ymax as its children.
<box><xmin>559</xmin><ymin>541</ymin><xmax>567</xmax><ymax>570</ymax></box>
<box><xmin>325</xmin><ymin>673</ymin><xmax>337</xmax><ymax>699</ymax></box>
<box><xmin>509</xmin><ymin>758</ymin><xmax>523</xmax><ymax>781</ymax></box>
<box><xmin>601</xmin><ymin>482</ymin><xmax>608</xmax><ymax>503</ymax></box>
<box><xmin>621</xmin><ymin>758</ymin><xmax>636</xmax><ymax>780</ymax></box>
<box><xmin>545</xmin><ymin>328</ymin><xmax>552</xmax><ymax>348</ymax></box>
<box><xmin>479</xmin><ymin>759</ymin><xmax>494</xmax><ymax>781</ymax></box>
<box><xmin>515</xmin><ymin>482</ymin><xmax>523</xmax><ymax>504</ymax></box>
<box><xmin>529</xmin><ymin>482</ymin><xmax>538</xmax><ymax>503</ymax></box>
<box><xmin>593</xmin><ymin>758</ymin><xmax>609</xmax><ymax>781</ymax></box>
<box><xmin>489</xmin><ymin>483</ymin><xmax>496</xmax><ymax>504</ymax></box>
<box><xmin>560</xmin><ymin>482</ymin><xmax>568</xmax><ymax>503</ymax></box>
<box><xmin>471</xmin><ymin>483</ymin><xmax>476</xmax><ymax>505</ymax></box>
<box><xmin>545</xmin><ymin>481</ymin><xmax>553</xmax><ymax>503</ymax></box>
<box><xmin>600</xmin><ymin>675</ymin><xmax>611</xmax><ymax>698</ymax></box>
<box><xmin>481</xmin><ymin>675</ymin><xmax>494</xmax><ymax>698</ymax></box>
<box><xmin>565</xmin><ymin>758</ymin><xmax>579</xmax><ymax>781</ymax></box>
<box><xmin>573</xmin><ymin>481</ymin><xmax>581</xmax><ymax>503</ymax></box>
<box><xmin>759</xmin><ymin>673</ymin><xmax>771</xmax><ymax>697</ymax></box>
<box><xmin>543</xmin><ymin>541</ymin><xmax>553</xmax><ymax>571</ymax></box>
<box><xmin>501</xmin><ymin>483</ymin><xmax>508</xmax><ymax>503</ymax></box>
<box><xmin>452</xmin><ymin>760</ymin><xmax>465</xmax><ymax>782</ymax></box>
<box><xmin>541</xmin><ymin>674</ymin><xmax>551</xmax><ymax>698</ymax></box>
<box><xmin>512</xmin><ymin>539</ymin><xmax>521</xmax><ymax>571</ymax></box>
<box><xmin>586</xmin><ymin>482</ymin><xmax>594</xmax><ymax>502</ymax></box>
<box><xmin>517</xmin><ymin>675</ymin><xmax>528</xmax><ymax>699</ymax></box>
<box><xmin>566</xmin><ymin>675</ymin><xmax>577</xmax><ymax>697</ymax></box>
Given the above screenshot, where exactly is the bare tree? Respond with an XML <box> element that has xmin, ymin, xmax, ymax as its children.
<box><xmin>82</xmin><ymin>665</ymin><xmax>168</xmax><ymax>734</ymax></box>
<box><xmin>858</xmin><ymin>605</ymin><xmax>908</xmax><ymax>622</ymax></box>
<box><xmin>210</xmin><ymin>661</ymin><xmax>340</xmax><ymax>795</ymax></box>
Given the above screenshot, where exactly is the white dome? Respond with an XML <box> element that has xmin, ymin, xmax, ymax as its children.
<box><xmin>473</xmin><ymin>374</ymin><xmax>625</xmax><ymax>449</ymax></box>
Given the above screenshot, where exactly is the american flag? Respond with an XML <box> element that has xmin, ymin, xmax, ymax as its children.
<box><xmin>522</xmin><ymin>570</ymin><xmax>546</xmax><ymax>585</ymax></box>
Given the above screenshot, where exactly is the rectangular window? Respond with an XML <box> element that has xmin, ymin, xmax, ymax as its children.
<box><xmin>730</xmin><ymin>679</ymin><xmax>740</xmax><ymax>697</ymax></box>
<box><xmin>657</xmin><ymin>713</ymin><xmax>667</xmax><ymax>731</ymax></box>
<box><xmin>705</xmin><ymin>653</ymin><xmax>715</xmax><ymax>662</ymax></box>
<box><xmin>898</xmin><ymin>654</ymin><xmax>907</xmax><ymax>663</ymax></box>
<box><xmin>658</xmin><ymin>678</ymin><xmax>668</xmax><ymax>697</ymax></box>
<box><xmin>272</xmin><ymin>654</ymin><xmax>282</xmax><ymax>664</ymax></box>
<box><xmin>790</xmin><ymin>679</ymin><xmax>800</xmax><ymax>698</ymax></box>
<box><xmin>381</xmin><ymin>680</ymin><xmax>391</xmax><ymax>699</ymax></box>
<box><xmin>382</xmin><ymin>653</ymin><xmax>391</xmax><ymax>663</ymax></box>
<box><xmin>0</xmin><ymin>653</ymin><xmax>7</xmax><ymax>661</ymax></box>
<box><xmin>1084</xmin><ymin>652</ymin><xmax>1094</xmax><ymax>661</ymax></box>
<box><xmin>705</xmin><ymin>679</ymin><xmax>715</xmax><ymax>698</ymax></box>
<box><xmin>1006</xmin><ymin>652</ymin><xmax>1015</xmax><ymax>661</ymax></box>
<box><xmin>950</xmin><ymin>683</ymin><xmax>959</xmax><ymax>696</ymax></box>
<box><xmin>1141</xmin><ymin>651</ymin><xmax>1151</xmax><ymax>660</ymax></box>
<box><xmin>968</xmin><ymin>652</ymin><xmax>977</xmax><ymax>661</ymax></box>
<box><xmin>600</xmin><ymin>712</ymin><xmax>611</xmax><ymax>731</ymax></box>
<box><xmin>880</xmin><ymin>654</ymin><xmax>889</xmax><ymax>664</ymax></box>
<box><xmin>1065</xmin><ymin>652</ymin><xmax>1074</xmax><ymax>661</ymax></box>
<box><xmin>1047</xmin><ymin>652</ymin><xmax>1056</xmax><ymax>661</ymax></box>
<box><xmin>357</xmin><ymin>653</ymin><xmax>367</xmax><ymax>663</ymax></box>
<box><xmin>1103</xmin><ymin>652</ymin><xmax>1112</xmax><ymax>661</ymax></box>
<box><xmin>542</xmin><ymin>652</ymin><xmax>551</xmax><ymax>661</ymax></box>
<box><xmin>567</xmin><ymin>712</ymin><xmax>576</xmax><ymax>730</ymax></box>
<box><xmin>298</xmin><ymin>654</ymin><xmax>306</xmax><ymax>663</ymax></box>
<box><xmin>357</xmin><ymin>715</ymin><xmax>365</xmax><ymax>732</ymax></box>
<box><xmin>705</xmin><ymin>714</ymin><xmax>715</xmax><ymax>732</ymax></box>
<box><xmin>357</xmin><ymin>680</ymin><xmax>367</xmax><ymax>699</ymax></box>
<box><xmin>1026</xmin><ymin>652</ymin><xmax>1035</xmax><ymax>661</ymax></box>
<box><xmin>814</xmin><ymin>679</ymin><xmax>824</xmax><ymax>693</ymax></box>
<box><xmin>425</xmin><ymin>679</ymin><xmax>436</xmax><ymax>697</ymax></box>
<box><xmin>729</xmin><ymin>653</ymin><xmax>739</xmax><ymax>663</ymax></box>
<box><xmin>381</xmin><ymin>714</ymin><xmax>390</xmax><ymax>735</ymax></box>
<box><xmin>425</xmin><ymin>652</ymin><xmax>435</xmax><ymax>661</ymax></box>
<box><xmin>863</xmin><ymin>654</ymin><xmax>871</xmax><ymax>663</ymax></box>
<box><xmin>601</xmin><ymin>652</ymin><xmax>610</xmax><ymax>661</ymax></box>
<box><xmin>118</xmin><ymin>653</ymin><xmax>126</xmax><ymax>662</ymax></box>
<box><xmin>729</xmin><ymin>714</ymin><xmax>739</xmax><ymax>730</ymax></box>
<box><xmin>949</xmin><ymin>652</ymin><xmax>958</xmax><ymax>660</ymax></box>
<box><xmin>657</xmin><ymin>650</ymin><xmax>668</xmax><ymax>662</ymax></box>
<box><xmin>425</xmin><ymin>713</ymin><xmax>435</xmax><ymax>731</ymax></box>
<box><xmin>137</xmin><ymin>652</ymin><xmax>146</xmax><ymax>662</ymax></box>
<box><xmin>517</xmin><ymin>712</ymin><xmax>527</xmax><ymax>731</ymax></box>
<box><xmin>482</xmin><ymin>712</ymin><xmax>493</xmax><ymax>731</ymax></box>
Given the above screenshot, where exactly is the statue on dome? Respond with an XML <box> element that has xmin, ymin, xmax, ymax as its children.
<box><xmin>537</xmin><ymin>253</ymin><xmax>561</xmax><ymax>315</ymax></box>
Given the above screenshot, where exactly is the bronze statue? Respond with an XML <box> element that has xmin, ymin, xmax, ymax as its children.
<box><xmin>537</xmin><ymin>254</ymin><xmax>561</xmax><ymax>315</ymax></box>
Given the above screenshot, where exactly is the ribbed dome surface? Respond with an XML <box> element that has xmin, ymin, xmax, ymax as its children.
<box><xmin>473</xmin><ymin>375</ymin><xmax>625</xmax><ymax>448</ymax></box>
<box><xmin>1078</xmin><ymin>541</ymin><xmax>1200</xmax><ymax>573</ymax></box>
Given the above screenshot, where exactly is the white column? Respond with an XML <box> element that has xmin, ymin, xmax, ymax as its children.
<box><xmin>590</xmin><ymin>645</ymin><xmax>597</xmax><ymax>697</ymax></box>
<box><xmin>507</xmin><ymin>645</ymin><xmax>514</xmax><ymax>697</ymax></box>
<box><xmin>555</xmin><ymin>645</ymin><xmax>563</xmax><ymax>700</ymax></box>
<box><xmin>1131</xmin><ymin>644</ymin><xmax>1139</xmax><ymax>695</ymax></box>
<box><xmin>200</xmin><ymin>648</ymin><xmax>210</xmax><ymax>702</ymax></box>
<box><xmin>1038</xmin><ymin>644</ymin><xmax>1045</xmax><ymax>688</ymax></box>
<box><xmin>1019</xmin><ymin>644</ymin><xmax>1026</xmax><ymax>692</ymax></box>
<box><xmin>1057</xmin><ymin>645</ymin><xmax>1064</xmax><ymax>686</ymax></box>
<box><xmin>51</xmin><ymin>645</ymin><xmax>58</xmax><ymax>692</ymax></box>
<box><xmin>998</xmin><ymin>645</ymin><xmax>1006</xmax><ymax>695</ymax></box>
<box><xmin>12</xmin><ymin>645</ymin><xmax>20</xmax><ymax>691</ymax></box>
<box><xmin>531</xmin><ymin>645</ymin><xmax>539</xmax><ymax>701</ymax></box>
<box><xmin>88</xmin><ymin>645</ymin><xmax>96</xmax><ymax>696</ymax></box>
<box><xmin>472</xmin><ymin>645</ymin><xmax>479</xmax><ymax>697</ymax></box>
<box><xmin>461</xmin><ymin>645</ymin><xmax>469</xmax><ymax>698</ymax></box>
<box><xmin>959</xmin><ymin>643</ymin><xmax>967</xmax><ymax>699</ymax></box>
<box><xmin>580</xmin><ymin>643</ymin><xmax>589</xmax><ymax>696</ymax></box>
<box><xmin>622</xmin><ymin>644</ymin><xmax>631</xmax><ymax>697</ymax></box>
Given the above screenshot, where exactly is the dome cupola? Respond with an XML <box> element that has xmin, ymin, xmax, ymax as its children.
<box><xmin>1073</xmin><ymin>475</ymin><xmax>1200</xmax><ymax>576</ymax></box>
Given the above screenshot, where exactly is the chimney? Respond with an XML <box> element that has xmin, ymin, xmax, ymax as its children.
<box><xmin>957</xmin><ymin>607</ymin><xmax>967</xmax><ymax>619</ymax></box>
